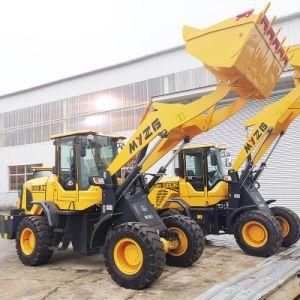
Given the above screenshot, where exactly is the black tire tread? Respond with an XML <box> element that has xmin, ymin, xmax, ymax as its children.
<box><xmin>271</xmin><ymin>206</ymin><xmax>300</xmax><ymax>247</ymax></box>
<box><xmin>233</xmin><ymin>210</ymin><xmax>282</xmax><ymax>257</ymax></box>
<box><xmin>16</xmin><ymin>216</ymin><xmax>53</xmax><ymax>266</ymax></box>
<box><xmin>160</xmin><ymin>209</ymin><xmax>182</xmax><ymax>219</ymax></box>
<box><xmin>104</xmin><ymin>222</ymin><xmax>165</xmax><ymax>289</ymax></box>
<box><xmin>163</xmin><ymin>214</ymin><xmax>204</xmax><ymax>267</ymax></box>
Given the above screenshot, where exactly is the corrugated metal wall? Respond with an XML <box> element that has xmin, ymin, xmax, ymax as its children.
<box><xmin>190</xmin><ymin>93</ymin><xmax>300</xmax><ymax>215</ymax></box>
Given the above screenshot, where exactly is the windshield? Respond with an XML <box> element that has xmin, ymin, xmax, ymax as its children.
<box><xmin>207</xmin><ymin>148</ymin><xmax>226</xmax><ymax>189</ymax></box>
<box><xmin>79</xmin><ymin>135</ymin><xmax>119</xmax><ymax>190</ymax></box>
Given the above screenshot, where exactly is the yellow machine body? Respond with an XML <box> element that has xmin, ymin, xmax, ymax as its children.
<box><xmin>20</xmin><ymin>175</ymin><xmax>103</xmax><ymax>214</ymax></box>
<box><xmin>150</xmin><ymin>45</ymin><xmax>300</xmax><ymax>214</ymax></box>
<box><xmin>19</xmin><ymin>130</ymin><xmax>126</xmax><ymax>214</ymax></box>
<box><xmin>148</xmin><ymin>145</ymin><xmax>229</xmax><ymax>210</ymax></box>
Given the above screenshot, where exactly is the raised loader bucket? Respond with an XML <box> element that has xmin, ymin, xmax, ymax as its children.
<box><xmin>183</xmin><ymin>3</ymin><xmax>288</xmax><ymax>99</ymax></box>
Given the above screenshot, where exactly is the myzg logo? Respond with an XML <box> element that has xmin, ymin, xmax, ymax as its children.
<box><xmin>244</xmin><ymin>122</ymin><xmax>268</xmax><ymax>153</ymax></box>
<box><xmin>129</xmin><ymin>118</ymin><xmax>162</xmax><ymax>154</ymax></box>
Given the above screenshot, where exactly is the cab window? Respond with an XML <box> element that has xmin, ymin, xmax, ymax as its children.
<box><xmin>59</xmin><ymin>139</ymin><xmax>76</xmax><ymax>190</ymax></box>
<box><xmin>207</xmin><ymin>148</ymin><xmax>226</xmax><ymax>189</ymax></box>
<box><xmin>79</xmin><ymin>143</ymin><xmax>99</xmax><ymax>190</ymax></box>
<box><xmin>185</xmin><ymin>152</ymin><xmax>204</xmax><ymax>191</ymax></box>
<box><xmin>78</xmin><ymin>136</ymin><xmax>119</xmax><ymax>190</ymax></box>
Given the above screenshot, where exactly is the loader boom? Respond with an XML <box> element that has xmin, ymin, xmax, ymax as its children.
<box><xmin>108</xmin><ymin>3</ymin><xmax>287</xmax><ymax>176</ymax></box>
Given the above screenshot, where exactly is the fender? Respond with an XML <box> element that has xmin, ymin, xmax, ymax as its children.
<box><xmin>227</xmin><ymin>205</ymin><xmax>256</xmax><ymax>232</ymax></box>
<box><xmin>266</xmin><ymin>199</ymin><xmax>276</xmax><ymax>205</ymax></box>
<box><xmin>166</xmin><ymin>198</ymin><xmax>192</xmax><ymax>218</ymax></box>
<box><xmin>31</xmin><ymin>201</ymin><xmax>60</xmax><ymax>227</ymax></box>
<box><xmin>90</xmin><ymin>212</ymin><xmax>123</xmax><ymax>249</ymax></box>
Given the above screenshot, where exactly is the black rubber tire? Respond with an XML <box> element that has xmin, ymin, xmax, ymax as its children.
<box><xmin>160</xmin><ymin>209</ymin><xmax>182</xmax><ymax>219</ymax></box>
<box><xmin>271</xmin><ymin>206</ymin><xmax>300</xmax><ymax>247</ymax></box>
<box><xmin>233</xmin><ymin>210</ymin><xmax>282</xmax><ymax>257</ymax></box>
<box><xmin>163</xmin><ymin>214</ymin><xmax>204</xmax><ymax>267</ymax></box>
<box><xmin>16</xmin><ymin>216</ymin><xmax>54</xmax><ymax>266</ymax></box>
<box><xmin>104</xmin><ymin>222</ymin><xmax>165</xmax><ymax>289</ymax></box>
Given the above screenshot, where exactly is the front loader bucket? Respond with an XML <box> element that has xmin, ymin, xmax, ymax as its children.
<box><xmin>183</xmin><ymin>3</ymin><xmax>288</xmax><ymax>99</ymax></box>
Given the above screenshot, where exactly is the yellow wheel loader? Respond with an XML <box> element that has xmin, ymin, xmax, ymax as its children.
<box><xmin>0</xmin><ymin>4</ymin><xmax>288</xmax><ymax>289</ymax></box>
<box><xmin>149</xmin><ymin>46</ymin><xmax>300</xmax><ymax>257</ymax></box>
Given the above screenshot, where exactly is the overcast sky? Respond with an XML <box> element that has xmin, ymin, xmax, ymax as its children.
<box><xmin>0</xmin><ymin>0</ymin><xmax>298</xmax><ymax>96</ymax></box>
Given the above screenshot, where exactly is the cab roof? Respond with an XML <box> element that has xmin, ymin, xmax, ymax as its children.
<box><xmin>32</xmin><ymin>166</ymin><xmax>52</xmax><ymax>171</ymax></box>
<box><xmin>50</xmin><ymin>130</ymin><xmax>126</xmax><ymax>140</ymax></box>
<box><xmin>174</xmin><ymin>144</ymin><xmax>227</xmax><ymax>151</ymax></box>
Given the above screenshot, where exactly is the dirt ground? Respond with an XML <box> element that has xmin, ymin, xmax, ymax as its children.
<box><xmin>266</xmin><ymin>274</ymin><xmax>300</xmax><ymax>300</ymax></box>
<box><xmin>0</xmin><ymin>237</ymin><xmax>298</xmax><ymax>300</ymax></box>
<box><xmin>0</xmin><ymin>237</ymin><xmax>265</xmax><ymax>300</ymax></box>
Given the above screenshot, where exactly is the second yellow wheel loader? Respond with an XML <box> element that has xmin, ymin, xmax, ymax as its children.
<box><xmin>0</xmin><ymin>4</ymin><xmax>288</xmax><ymax>289</ymax></box>
<box><xmin>149</xmin><ymin>46</ymin><xmax>300</xmax><ymax>257</ymax></box>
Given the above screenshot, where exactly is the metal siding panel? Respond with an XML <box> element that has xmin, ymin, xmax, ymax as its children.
<box><xmin>274</xmin><ymin>17</ymin><xmax>300</xmax><ymax>45</ymax></box>
<box><xmin>0</xmin><ymin>49</ymin><xmax>202</xmax><ymax>112</ymax></box>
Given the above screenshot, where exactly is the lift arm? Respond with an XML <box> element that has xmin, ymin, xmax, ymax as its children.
<box><xmin>108</xmin><ymin>4</ymin><xmax>287</xmax><ymax>176</ymax></box>
<box><xmin>233</xmin><ymin>45</ymin><xmax>300</xmax><ymax>172</ymax></box>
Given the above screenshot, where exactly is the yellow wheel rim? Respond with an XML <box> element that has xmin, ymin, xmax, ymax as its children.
<box><xmin>242</xmin><ymin>221</ymin><xmax>268</xmax><ymax>248</ymax></box>
<box><xmin>168</xmin><ymin>227</ymin><xmax>188</xmax><ymax>256</ymax></box>
<box><xmin>20</xmin><ymin>228</ymin><xmax>36</xmax><ymax>255</ymax></box>
<box><xmin>276</xmin><ymin>216</ymin><xmax>290</xmax><ymax>238</ymax></box>
<box><xmin>113</xmin><ymin>238</ymin><xmax>143</xmax><ymax>275</ymax></box>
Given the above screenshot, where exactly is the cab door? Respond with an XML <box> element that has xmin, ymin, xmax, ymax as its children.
<box><xmin>77</xmin><ymin>140</ymin><xmax>101</xmax><ymax>210</ymax></box>
<box><xmin>181</xmin><ymin>150</ymin><xmax>206</xmax><ymax>206</ymax></box>
<box><xmin>53</xmin><ymin>137</ymin><xmax>78</xmax><ymax>210</ymax></box>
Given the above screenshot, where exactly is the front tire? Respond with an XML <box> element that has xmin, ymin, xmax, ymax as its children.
<box><xmin>271</xmin><ymin>206</ymin><xmax>300</xmax><ymax>247</ymax></box>
<box><xmin>104</xmin><ymin>222</ymin><xmax>165</xmax><ymax>289</ymax></box>
<box><xmin>233</xmin><ymin>210</ymin><xmax>282</xmax><ymax>257</ymax></box>
<box><xmin>16</xmin><ymin>216</ymin><xmax>54</xmax><ymax>266</ymax></box>
<box><xmin>163</xmin><ymin>214</ymin><xmax>204</xmax><ymax>267</ymax></box>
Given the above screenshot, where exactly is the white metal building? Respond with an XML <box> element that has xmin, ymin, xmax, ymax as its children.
<box><xmin>0</xmin><ymin>13</ymin><xmax>300</xmax><ymax>214</ymax></box>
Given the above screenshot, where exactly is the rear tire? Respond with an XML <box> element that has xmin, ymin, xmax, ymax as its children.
<box><xmin>16</xmin><ymin>216</ymin><xmax>53</xmax><ymax>266</ymax></box>
<box><xmin>104</xmin><ymin>222</ymin><xmax>165</xmax><ymax>289</ymax></box>
<box><xmin>163</xmin><ymin>214</ymin><xmax>204</xmax><ymax>267</ymax></box>
<box><xmin>233</xmin><ymin>210</ymin><xmax>282</xmax><ymax>257</ymax></box>
<box><xmin>271</xmin><ymin>206</ymin><xmax>300</xmax><ymax>247</ymax></box>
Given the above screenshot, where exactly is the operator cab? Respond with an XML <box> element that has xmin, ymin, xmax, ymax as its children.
<box><xmin>175</xmin><ymin>144</ymin><xmax>231</xmax><ymax>192</ymax></box>
<box><xmin>51</xmin><ymin>130</ymin><xmax>125</xmax><ymax>192</ymax></box>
